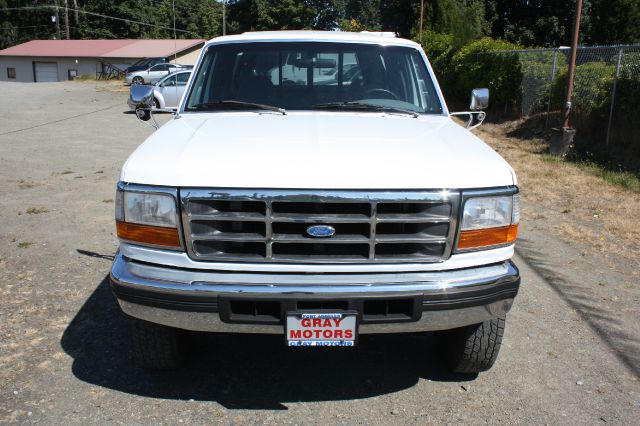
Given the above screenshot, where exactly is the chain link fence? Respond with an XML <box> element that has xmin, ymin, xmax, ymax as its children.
<box><xmin>476</xmin><ymin>45</ymin><xmax>640</xmax><ymax>171</ymax></box>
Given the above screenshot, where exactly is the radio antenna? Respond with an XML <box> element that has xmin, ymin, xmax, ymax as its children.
<box><xmin>172</xmin><ymin>0</ymin><xmax>177</xmax><ymax>64</ymax></box>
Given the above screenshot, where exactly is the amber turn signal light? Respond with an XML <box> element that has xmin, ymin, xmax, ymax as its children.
<box><xmin>116</xmin><ymin>220</ymin><xmax>181</xmax><ymax>248</ymax></box>
<box><xmin>457</xmin><ymin>224</ymin><xmax>518</xmax><ymax>251</ymax></box>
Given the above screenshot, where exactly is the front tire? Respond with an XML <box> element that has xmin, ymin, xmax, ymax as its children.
<box><xmin>131</xmin><ymin>318</ymin><xmax>186</xmax><ymax>370</ymax></box>
<box><xmin>132</xmin><ymin>76</ymin><xmax>144</xmax><ymax>85</ymax></box>
<box><xmin>441</xmin><ymin>315</ymin><xmax>506</xmax><ymax>374</ymax></box>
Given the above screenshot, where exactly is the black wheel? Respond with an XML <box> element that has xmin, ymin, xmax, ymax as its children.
<box><xmin>153</xmin><ymin>97</ymin><xmax>159</xmax><ymax>109</ymax></box>
<box><xmin>132</xmin><ymin>76</ymin><xmax>144</xmax><ymax>85</ymax></box>
<box><xmin>131</xmin><ymin>318</ymin><xmax>186</xmax><ymax>370</ymax></box>
<box><xmin>440</xmin><ymin>315</ymin><xmax>506</xmax><ymax>374</ymax></box>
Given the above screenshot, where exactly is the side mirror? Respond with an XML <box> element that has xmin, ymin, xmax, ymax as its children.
<box><xmin>129</xmin><ymin>84</ymin><xmax>154</xmax><ymax>122</ymax></box>
<box><xmin>135</xmin><ymin>108</ymin><xmax>151</xmax><ymax>121</ymax></box>
<box><xmin>470</xmin><ymin>88</ymin><xmax>489</xmax><ymax>110</ymax></box>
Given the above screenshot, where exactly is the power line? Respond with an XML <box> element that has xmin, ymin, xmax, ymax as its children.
<box><xmin>11</xmin><ymin>24</ymin><xmax>52</xmax><ymax>30</ymax></box>
<box><xmin>0</xmin><ymin>103</ymin><xmax>121</xmax><ymax>137</ymax></box>
<box><xmin>0</xmin><ymin>5</ymin><xmax>198</xmax><ymax>36</ymax></box>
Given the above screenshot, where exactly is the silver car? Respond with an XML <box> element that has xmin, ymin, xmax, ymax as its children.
<box><xmin>128</xmin><ymin>70</ymin><xmax>191</xmax><ymax>111</ymax></box>
<box><xmin>125</xmin><ymin>63</ymin><xmax>190</xmax><ymax>85</ymax></box>
<box><xmin>152</xmin><ymin>70</ymin><xmax>191</xmax><ymax>109</ymax></box>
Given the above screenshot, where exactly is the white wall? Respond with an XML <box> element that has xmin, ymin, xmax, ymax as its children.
<box><xmin>0</xmin><ymin>49</ymin><xmax>202</xmax><ymax>82</ymax></box>
<box><xmin>0</xmin><ymin>56</ymin><xmax>142</xmax><ymax>82</ymax></box>
<box><xmin>173</xmin><ymin>48</ymin><xmax>202</xmax><ymax>65</ymax></box>
<box><xmin>0</xmin><ymin>57</ymin><xmax>35</xmax><ymax>82</ymax></box>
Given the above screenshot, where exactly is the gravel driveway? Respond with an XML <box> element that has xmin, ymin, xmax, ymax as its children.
<box><xmin>1</xmin><ymin>81</ymin><xmax>638</xmax><ymax>424</ymax></box>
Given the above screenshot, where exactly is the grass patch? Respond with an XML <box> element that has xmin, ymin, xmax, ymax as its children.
<box><xmin>26</xmin><ymin>207</ymin><xmax>50</xmax><ymax>215</ymax></box>
<box><xmin>541</xmin><ymin>155</ymin><xmax>640</xmax><ymax>193</ymax></box>
<box><xmin>17</xmin><ymin>179</ymin><xmax>35</xmax><ymax>189</ymax></box>
<box><xmin>102</xmin><ymin>199</ymin><xmax>113</xmax><ymax>203</ymax></box>
<box><xmin>74</xmin><ymin>74</ymin><xmax>103</xmax><ymax>81</ymax></box>
<box><xmin>61</xmin><ymin>170</ymin><xmax>74</xmax><ymax>175</ymax></box>
<box><xmin>580</xmin><ymin>165</ymin><xmax>640</xmax><ymax>192</ymax></box>
<box><xmin>18</xmin><ymin>242</ymin><xmax>34</xmax><ymax>249</ymax></box>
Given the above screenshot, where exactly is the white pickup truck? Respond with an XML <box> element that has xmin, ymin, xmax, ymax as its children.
<box><xmin>114</xmin><ymin>31</ymin><xmax>520</xmax><ymax>374</ymax></box>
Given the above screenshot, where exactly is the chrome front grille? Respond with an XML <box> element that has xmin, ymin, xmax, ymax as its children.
<box><xmin>181</xmin><ymin>189</ymin><xmax>459</xmax><ymax>263</ymax></box>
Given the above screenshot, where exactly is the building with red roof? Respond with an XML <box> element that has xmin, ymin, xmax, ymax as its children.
<box><xmin>0</xmin><ymin>39</ymin><xmax>205</xmax><ymax>82</ymax></box>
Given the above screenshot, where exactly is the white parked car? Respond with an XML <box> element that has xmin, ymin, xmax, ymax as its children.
<box><xmin>128</xmin><ymin>70</ymin><xmax>191</xmax><ymax>110</ymax></box>
<box><xmin>115</xmin><ymin>31</ymin><xmax>521</xmax><ymax>374</ymax></box>
<box><xmin>125</xmin><ymin>63</ymin><xmax>191</xmax><ymax>85</ymax></box>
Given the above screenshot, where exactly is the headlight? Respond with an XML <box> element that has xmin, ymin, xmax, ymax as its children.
<box><xmin>123</xmin><ymin>192</ymin><xmax>177</xmax><ymax>227</ymax></box>
<box><xmin>115</xmin><ymin>185</ymin><xmax>181</xmax><ymax>249</ymax></box>
<box><xmin>456</xmin><ymin>193</ymin><xmax>519</xmax><ymax>251</ymax></box>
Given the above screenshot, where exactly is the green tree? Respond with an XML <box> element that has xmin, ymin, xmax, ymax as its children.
<box><xmin>227</xmin><ymin>0</ymin><xmax>316</xmax><ymax>32</ymax></box>
<box><xmin>0</xmin><ymin>0</ymin><xmax>61</xmax><ymax>49</ymax></box>
<box><xmin>310</xmin><ymin>0</ymin><xmax>343</xmax><ymax>30</ymax></box>
<box><xmin>426</xmin><ymin>0</ymin><xmax>489</xmax><ymax>45</ymax></box>
<box><xmin>487</xmin><ymin>0</ymin><xmax>592</xmax><ymax>47</ymax></box>
<box><xmin>589</xmin><ymin>0</ymin><xmax>640</xmax><ymax>45</ymax></box>
<box><xmin>380</xmin><ymin>0</ymin><xmax>419</xmax><ymax>37</ymax></box>
<box><xmin>343</xmin><ymin>0</ymin><xmax>381</xmax><ymax>30</ymax></box>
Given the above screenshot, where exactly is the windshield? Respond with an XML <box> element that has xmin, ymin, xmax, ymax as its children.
<box><xmin>184</xmin><ymin>42</ymin><xmax>443</xmax><ymax>114</ymax></box>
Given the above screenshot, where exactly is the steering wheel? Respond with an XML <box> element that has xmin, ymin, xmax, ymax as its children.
<box><xmin>361</xmin><ymin>88</ymin><xmax>400</xmax><ymax>100</ymax></box>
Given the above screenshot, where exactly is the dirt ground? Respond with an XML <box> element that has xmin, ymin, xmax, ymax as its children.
<box><xmin>0</xmin><ymin>81</ymin><xmax>639</xmax><ymax>424</ymax></box>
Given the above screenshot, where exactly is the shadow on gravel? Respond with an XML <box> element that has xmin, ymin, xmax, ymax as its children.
<box><xmin>61</xmin><ymin>276</ymin><xmax>473</xmax><ymax>409</ymax></box>
<box><xmin>516</xmin><ymin>237</ymin><xmax>640</xmax><ymax>377</ymax></box>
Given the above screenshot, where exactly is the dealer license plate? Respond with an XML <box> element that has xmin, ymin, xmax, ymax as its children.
<box><xmin>286</xmin><ymin>312</ymin><xmax>357</xmax><ymax>347</ymax></box>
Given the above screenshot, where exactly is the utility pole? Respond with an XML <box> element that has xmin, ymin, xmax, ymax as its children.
<box><xmin>550</xmin><ymin>0</ymin><xmax>582</xmax><ymax>155</ymax></box>
<box><xmin>53</xmin><ymin>0</ymin><xmax>61</xmax><ymax>39</ymax></box>
<box><xmin>562</xmin><ymin>0</ymin><xmax>583</xmax><ymax>128</ymax></box>
<box><xmin>72</xmin><ymin>0</ymin><xmax>79</xmax><ymax>25</ymax></box>
<box><xmin>222</xmin><ymin>0</ymin><xmax>227</xmax><ymax>36</ymax></box>
<box><xmin>419</xmin><ymin>0</ymin><xmax>424</xmax><ymax>43</ymax></box>
<box><xmin>63</xmin><ymin>0</ymin><xmax>70</xmax><ymax>39</ymax></box>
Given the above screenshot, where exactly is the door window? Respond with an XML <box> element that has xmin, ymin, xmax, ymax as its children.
<box><xmin>176</xmin><ymin>72</ymin><xmax>190</xmax><ymax>85</ymax></box>
<box><xmin>150</xmin><ymin>64</ymin><xmax>170</xmax><ymax>72</ymax></box>
<box><xmin>162</xmin><ymin>75</ymin><xmax>177</xmax><ymax>86</ymax></box>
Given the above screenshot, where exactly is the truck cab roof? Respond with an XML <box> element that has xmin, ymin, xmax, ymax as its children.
<box><xmin>205</xmin><ymin>30</ymin><xmax>421</xmax><ymax>49</ymax></box>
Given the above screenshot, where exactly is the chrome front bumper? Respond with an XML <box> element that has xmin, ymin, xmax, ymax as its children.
<box><xmin>110</xmin><ymin>254</ymin><xmax>520</xmax><ymax>334</ymax></box>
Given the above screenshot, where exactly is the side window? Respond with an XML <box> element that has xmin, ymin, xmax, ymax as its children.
<box><xmin>315</xmin><ymin>52</ymin><xmax>339</xmax><ymax>85</ymax></box>
<box><xmin>409</xmin><ymin>52</ymin><xmax>441</xmax><ymax>113</ymax></box>
<box><xmin>186</xmin><ymin>50</ymin><xmax>218</xmax><ymax>108</ymax></box>
<box><xmin>7</xmin><ymin>67</ymin><xmax>16</xmax><ymax>79</ymax></box>
<box><xmin>163</xmin><ymin>75</ymin><xmax>177</xmax><ymax>86</ymax></box>
<box><xmin>279</xmin><ymin>51</ymin><xmax>307</xmax><ymax>86</ymax></box>
<box><xmin>176</xmin><ymin>72</ymin><xmax>190</xmax><ymax>85</ymax></box>
<box><xmin>384</xmin><ymin>52</ymin><xmax>415</xmax><ymax>105</ymax></box>
<box><xmin>342</xmin><ymin>53</ymin><xmax>360</xmax><ymax>86</ymax></box>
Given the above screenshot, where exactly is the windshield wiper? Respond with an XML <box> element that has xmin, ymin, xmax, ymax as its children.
<box><xmin>313</xmin><ymin>101</ymin><xmax>419</xmax><ymax>118</ymax></box>
<box><xmin>190</xmin><ymin>100</ymin><xmax>286</xmax><ymax>115</ymax></box>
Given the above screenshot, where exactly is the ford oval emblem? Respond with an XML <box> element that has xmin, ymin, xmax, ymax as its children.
<box><xmin>306</xmin><ymin>225</ymin><xmax>336</xmax><ymax>238</ymax></box>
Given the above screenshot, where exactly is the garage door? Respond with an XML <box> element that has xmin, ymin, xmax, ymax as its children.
<box><xmin>34</xmin><ymin>62</ymin><xmax>58</xmax><ymax>82</ymax></box>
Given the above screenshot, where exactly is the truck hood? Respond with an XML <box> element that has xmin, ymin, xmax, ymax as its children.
<box><xmin>121</xmin><ymin>112</ymin><xmax>515</xmax><ymax>189</ymax></box>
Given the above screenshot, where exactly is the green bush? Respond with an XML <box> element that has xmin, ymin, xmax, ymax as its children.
<box><xmin>422</xmin><ymin>30</ymin><xmax>454</xmax><ymax>69</ymax></box>
<box><xmin>551</xmin><ymin>62</ymin><xmax>615</xmax><ymax>113</ymax></box>
<box><xmin>550</xmin><ymin>61</ymin><xmax>640</xmax><ymax>171</ymax></box>
<box><xmin>445</xmin><ymin>37</ymin><xmax>523</xmax><ymax>113</ymax></box>
<box><xmin>605</xmin><ymin>70</ymin><xmax>640</xmax><ymax>170</ymax></box>
<box><xmin>519</xmin><ymin>51</ymin><xmax>566</xmax><ymax>115</ymax></box>
<box><xmin>417</xmin><ymin>31</ymin><xmax>458</xmax><ymax>105</ymax></box>
<box><xmin>550</xmin><ymin>62</ymin><xmax>615</xmax><ymax>154</ymax></box>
